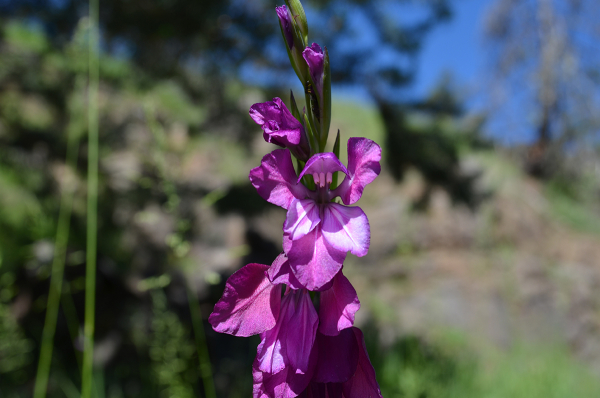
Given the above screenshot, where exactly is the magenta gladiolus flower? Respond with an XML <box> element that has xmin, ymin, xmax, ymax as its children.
<box><xmin>209</xmin><ymin>256</ymin><xmax>318</xmax><ymax>376</ymax></box>
<box><xmin>250</xmin><ymin>137</ymin><xmax>381</xmax><ymax>291</ymax></box>
<box><xmin>250</xmin><ymin>97</ymin><xmax>310</xmax><ymax>161</ymax></box>
<box><xmin>210</xmin><ymin>253</ymin><xmax>370</xmax><ymax>398</ymax></box>
<box><xmin>276</xmin><ymin>5</ymin><xmax>294</xmax><ymax>50</ymax></box>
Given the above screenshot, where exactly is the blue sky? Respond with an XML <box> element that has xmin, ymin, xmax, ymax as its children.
<box><xmin>413</xmin><ymin>0</ymin><xmax>491</xmax><ymax>98</ymax></box>
<box><xmin>410</xmin><ymin>0</ymin><xmax>535</xmax><ymax>144</ymax></box>
<box><xmin>330</xmin><ymin>0</ymin><xmax>493</xmax><ymax>104</ymax></box>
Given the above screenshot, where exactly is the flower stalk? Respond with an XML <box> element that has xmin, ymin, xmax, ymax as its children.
<box><xmin>81</xmin><ymin>0</ymin><xmax>99</xmax><ymax>396</ymax></box>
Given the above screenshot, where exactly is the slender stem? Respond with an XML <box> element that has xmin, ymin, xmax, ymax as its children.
<box><xmin>82</xmin><ymin>1</ymin><xmax>100</xmax><ymax>396</ymax></box>
<box><xmin>304</xmin><ymin>91</ymin><xmax>320</xmax><ymax>151</ymax></box>
<box><xmin>59</xmin><ymin>375</ymin><xmax>83</xmax><ymax>398</ymax></box>
<box><xmin>32</xmin><ymin>100</ymin><xmax>81</xmax><ymax>398</ymax></box>
<box><xmin>186</xmin><ymin>286</ymin><xmax>217</xmax><ymax>398</ymax></box>
<box><xmin>318</xmin><ymin>121</ymin><xmax>328</xmax><ymax>153</ymax></box>
<box><xmin>62</xmin><ymin>288</ymin><xmax>83</xmax><ymax>372</ymax></box>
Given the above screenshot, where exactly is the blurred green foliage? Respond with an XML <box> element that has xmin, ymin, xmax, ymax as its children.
<box><xmin>477</xmin><ymin>344</ymin><xmax>600</xmax><ymax>398</ymax></box>
<box><xmin>0</xmin><ymin>18</ymin><xmax>221</xmax><ymax>397</ymax></box>
<box><xmin>0</xmin><ymin>301</ymin><xmax>33</xmax><ymax>379</ymax></box>
<box><xmin>149</xmin><ymin>289</ymin><xmax>197</xmax><ymax>398</ymax></box>
<box><xmin>367</xmin><ymin>331</ymin><xmax>600</xmax><ymax>398</ymax></box>
<box><xmin>371</xmin><ymin>334</ymin><xmax>476</xmax><ymax>398</ymax></box>
<box><xmin>546</xmin><ymin>185</ymin><xmax>600</xmax><ymax>236</ymax></box>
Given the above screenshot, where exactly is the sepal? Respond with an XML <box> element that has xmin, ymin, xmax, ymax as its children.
<box><xmin>285</xmin><ymin>0</ymin><xmax>309</xmax><ymax>45</ymax></box>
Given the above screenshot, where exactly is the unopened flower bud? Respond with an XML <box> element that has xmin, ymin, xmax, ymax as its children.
<box><xmin>277</xmin><ymin>4</ymin><xmax>309</xmax><ymax>84</ymax></box>
<box><xmin>303</xmin><ymin>43</ymin><xmax>324</xmax><ymax>97</ymax></box>
<box><xmin>276</xmin><ymin>5</ymin><xmax>294</xmax><ymax>50</ymax></box>
<box><xmin>303</xmin><ymin>44</ymin><xmax>332</xmax><ymax>148</ymax></box>
<box><xmin>286</xmin><ymin>0</ymin><xmax>308</xmax><ymax>45</ymax></box>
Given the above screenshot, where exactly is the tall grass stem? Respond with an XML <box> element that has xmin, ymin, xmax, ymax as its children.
<box><xmin>186</xmin><ymin>286</ymin><xmax>217</xmax><ymax>398</ymax></box>
<box><xmin>32</xmin><ymin>94</ymin><xmax>82</xmax><ymax>398</ymax></box>
<box><xmin>62</xmin><ymin>288</ymin><xmax>83</xmax><ymax>371</ymax></box>
<box><xmin>82</xmin><ymin>0</ymin><xmax>100</xmax><ymax>396</ymax></box>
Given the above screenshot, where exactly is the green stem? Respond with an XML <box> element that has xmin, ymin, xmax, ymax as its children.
<box><xmin>62</xmin><ymin>287</ymin><xmax>83</xmax><ymax>372</ymax></box>
<box><xmin>82</xmin><ymin>1</ymin><xmax>99</xmax><ymax>396</ymax></box>
<box><xmin>186</xmin><ymin>286</ymin><xmax>217</xmax><ymax>398</ymax></box>
<box><xmin>304</xmin><ymin>91</ymin><xmax>320</xmax><ymax>152</ymax></box>
<box><xmin>32</xmin><ymin>103</ymin><xmax>81</xmax><ymax>398</ymax></box>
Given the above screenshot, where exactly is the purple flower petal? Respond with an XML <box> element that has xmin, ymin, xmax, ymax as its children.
<box><xmin>334</xmin><ymin>138</ymin><xmax>381</xmax><ymax>205</ymax></box>
<box><xmin>250</xmin><ymin>149</ymin><xmax>309</xmax><ymax>210</ymax></box>
<box><xmin>313</xmin><ymin>328</ymin><xmax>359</xmax><ymax>383</ymax></box>
<box><xmin>284</xmin><ymin>228</ymin><xmax>345</xmax><ymax>291</ymax></box>
<box><xmin>268</xmin><ymin>253</ymin><xmax>303</xmax><ymax>289</ymax></box>
<box><xmin>250</xmin><ymin>98</ymin><xmax>303</xmax><ymax>147</ymax></box>
<box><xmin>276</xmin><ymin>6</ymin><xmax>294</xmax><ymax>50</ymax></box>
<box><xmin>285</xmin><ymin>290</ymin><xmax>319</xmax><ymax>374</ymax></box>
<box><xmin>321</xmin><ymin>203</ymin><xmax>370</xmax><ymax>257</ymax></box>
<box><xmin>318</xmin><ymin>272</ymin><xmax>360</xmax><ymax>336</ymax></box>
<box><xmin>257</xmin><ymin>325</ymin><xmax>286</xmax><ymax>375</ymax></box>
<box><xmin>303</xmin><ymin>43</ymin><xmax>324</xmax><ymax>96</ymax></box>
<box><xmin>342</xmin><ymin>328</ymin><xmax>382</xmax><ymax>398</ymax></box>
<box><xmin>209</xmin><ymin>263</ymin><xmax>281</xmax><ymax>337</ymax></box>
<box><xmin>253</xmin><ymin>342</ymin><xmax>318</xmax><ymax>398</ymax></box>
<box><xmin>257</xmin><ymin>290</ymin><xmax>318</xmax><ymax>375</ymax></box>
<box><xmin>284</xmin><ymin>199</ymin><xmax>321</xmax><ymax>241</ymax></box>
<box><xmin>297</xmin><ymin>153</ymin><xmax>347</xmax><ymax>185</ymax></box>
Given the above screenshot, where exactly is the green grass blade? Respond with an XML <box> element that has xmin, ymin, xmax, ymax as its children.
<box><xmin>32</xmin><ymin>60</ymin><xmax>83</xmax><ymax>398</ymax></box>
<box><xmin>62</xmin><ymin>287</ymin><xmax>83</xmax><ymax>371</ymax></box>
<box><xmin>82</xmin><ymin>0</ymin><xmax>100</xmax><ymax>396</ymax></box>
<box><xmin>186</xmin><ymin>286</ymin><xmax>217</xmax><ymax>398</ymax></box>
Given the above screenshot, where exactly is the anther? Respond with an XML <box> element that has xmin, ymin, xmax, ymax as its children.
<box><xmin>319</xmin><ymin>172</ymin><xmax>326</xmax><ymax>188</ymax></box>
<box><xmin>326</xmin><ymin>172</ymin><xmax>333</xmax><ymax>185</ymax></box>
<box><xmin>313</xmin><ymin>172</ymin><xmax>320</xmax><ymax>185</ymax></box>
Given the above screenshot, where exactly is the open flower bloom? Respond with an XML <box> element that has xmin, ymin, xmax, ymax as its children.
<box><xmin>250</xmin><ymin>137</ymin><xmax>381</xmax><ymax>291</ymax></box>
<box><xmin>268</xmin><ymin>255</ymin><xmax>360</xmax><ymax>337</ymax></box>
<box><xmin>210</xmin><ymin>254</ymin><xmax>367</xmax><ymax>398</ymax></box>
<box><xmin>250</xmin><ymin>98</ymin><xmax>310</xmax><ymax>161</ymax></box>
<box><xmin>209</xmin><ymin>257</ymin><xmax>317</xmax><ymax>377</ymax></box>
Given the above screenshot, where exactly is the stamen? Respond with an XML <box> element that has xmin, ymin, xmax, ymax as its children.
<box><xmin>313</xmin><ymin>172</ymin><xmax>320</xmax><ymax>185</ymax></box>
<box><xmin>326</xmin><ymin>172</ymin><xmax>333</xmax><ymax>185</ymax></box>
<box><xmin>319</xmin><ymin>172</ymin><xmax>326</xmax><ymax>188</ymax></box>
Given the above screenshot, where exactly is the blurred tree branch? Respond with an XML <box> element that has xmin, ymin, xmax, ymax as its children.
<box><xmin>485</xmin><ymin>0</ymin><xmax>600</xmax><ymax>178</ymax></box>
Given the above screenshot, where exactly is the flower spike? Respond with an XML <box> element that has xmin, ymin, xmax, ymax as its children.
<box><xmin>212</xmin><ymin>2</ymin><xmax>383</xmax><ymax>396</ymax></box>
